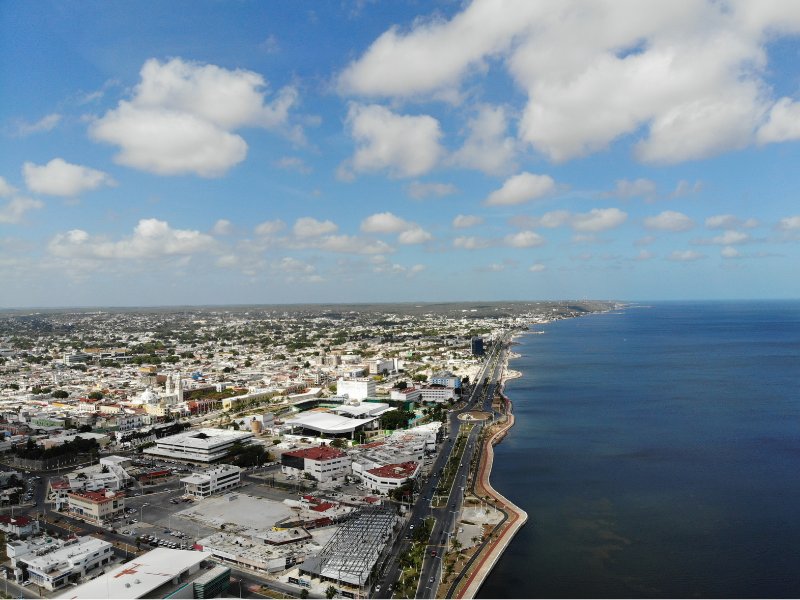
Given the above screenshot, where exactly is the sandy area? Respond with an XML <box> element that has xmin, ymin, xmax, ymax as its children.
<box><xmin>177</xmin><ymin>493</ymin><xmax>295</xmax><ymax>531</ymax></box>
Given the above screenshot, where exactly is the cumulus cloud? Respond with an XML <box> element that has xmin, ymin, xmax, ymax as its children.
<box><xmin>474</xmin><ymin>263</ymin><xmax>506</xmax><ymax>272</ymax></box>
<box><xmin>269</xmin><ymin>256</ymin><xmax>317</xmax><ymax>275</ymax></box>
<box><xmin>452</xmin><ymin>214</ymin><xmax>485</xmax><ymax>229</ymax></box>
<box><xmin>47</xmin><ymin>218</ymin><xmax>218</xmax><ymax>260</ymax></box>
<box><xmin>571</xmin><ymin>234</ymin><xmax>610</xmax><ymax>244</ymax></box>
<box><xmin>17</xmin><ymin>113</ymin><xmax>62</xmax><ymax>136</ymax></box>
<box><xmin>509</xmin><ymin>208</ymin><xmax>627</xmax><ymax>232</ymax></box>
<box><xmin>360</xmin><ymin>212</ymin><xmax>434</xmax><ymax>245</ymax></box>
<box><xmin>484</xmin><ymin>172</ymin><xmax>556</xmax><ymax>206</ymax></box>
<box><xmin>254</xmin><ymin>219</ymin><xmax>287</xmax><ymax>237</ymax></box>
<box><xmin>23</xmin><ymin>158</ymin><xmax>116</xmax><ymax>196</ymax></box>
<box><xmin>89</xmin><ymin>58</ymin><xmax>300</xmax><ymax>177</ymax></box>
<box><xmin>690</xmin><ymin>230</ymin><xmax>751</xmax><ymax>246</ymax></box>
<box><xmin>600</xmin><ymin>178</ymin><xmax>656</xmax><ymax>201</ymax></box>
<box><xmin>643</xmin><ymin>210</ymin><xmax>698</xmax><ymax>232</ymax></box>
<box><xmin>293</xmin><ymin>217</ymin><xmax>339</xmax><ymax>238</ymax></box>
<box><xmin>705</xmin><ymin>214</ymin><xmax>760</xmax><ymax>229</ymax></box>
<box><xmin>406</xmin><ymin>180</ymin><xmax>458</xmax><ymax>200</ymax></box>
<box><xmin>528</xmin><ymin>264</ymin><xmax>546</xmax><ymax>272</ymax></box>
<box><xmin>721</xmin><ymin>246</ymin><xmax>742</xmax><ymax>259</ymax></box>
<box><xmin>453</xmin><ymin>235</ymin><xmax>494</xmax><ymax>250</ymax></box>
<box><xmin>449</xmin><ymin>104</ymin><xmax>518</xmax><ymax>175</ymax></box>
<box><xmin>669</xmin><ymin>180</ymin><xmax>704</xmax><ymax>199</ymax></box>
<box><xmin>313</xmin><ymin>235</ymin><xmax>396</xmax><ymax>255</ymax></box>
<box><xmin>570</xmin><ymin>253</ymin><xmax>592</xmax><ymax>261</ymax></box>
<box><xmin>337</xmin><ymin>1</ymin><xmax>800</xmax><ymax>164</ymax></box>
<box><xmin>210</xmin><ymin>219</ymin><xmax>237</xmax><ymax>236</ymax></box>
<box><xmin>667</xmin><ymin>250</ymin><xmax>707</xmax><ymax>262</ymax></box>
<box><xmin>338</xmin><ymin>103</ymin><xmax>444</xmax><ymax>180</ymax></box>
<box><xmin>0</xmin><ymin>197</ymin><xmax>44</xmax><ymax>225</ymax></box>
<box><xmin>503</xmin><ymin>231</ymin><xmax>546</xmax><ymax>248</ymax></box>
<box><xmin>634</xmin><ymin>235</ymin><xmax>658</xmax><ymax>246</ymax></box>
<box><xmin>0</xmin><ymin>177</ymin><xmax>18</xmax><ymax>198</ymax></box>
<box><xmin>774</xmin><ymin>215</ymin><xmax>800</xmax><ymax>231</ymax></box>
<box><xmin>635</xmin><ymin>249</ymin><xmax>657</xmax><ymax>261</ymax></box>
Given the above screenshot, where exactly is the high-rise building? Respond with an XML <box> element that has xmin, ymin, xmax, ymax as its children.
<box><xmin>471</xmin><ymin>337</ymin><xmax>484</xmax><ymax>356</ymax></box>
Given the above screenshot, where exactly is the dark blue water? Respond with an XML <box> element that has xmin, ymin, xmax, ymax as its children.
<box><xmin>478</xmin><ymin>301</ymin><xmax>800</xmax><ymax>599</ymax></box>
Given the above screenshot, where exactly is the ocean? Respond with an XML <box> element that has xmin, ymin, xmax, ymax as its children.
<box><xmin>478</xmin><ymin>301</ymin><xmax>800</xmax><ymax>599</ymax></box>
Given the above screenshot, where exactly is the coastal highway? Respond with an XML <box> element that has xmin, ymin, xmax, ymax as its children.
<box><xmin>372</xmin><ymin>337</ymin><xmax>505</xmax><ymax>599</ymax></box>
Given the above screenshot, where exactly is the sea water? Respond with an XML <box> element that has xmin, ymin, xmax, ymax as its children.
<box><xmin>478</xmin><ymin>301</ymin><xmax>800</xmax><ymax>598</ymax></box>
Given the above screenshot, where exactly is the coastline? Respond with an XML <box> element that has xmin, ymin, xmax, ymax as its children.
<box><xmin>442</xmin><ymin>344</ymin><xmax>529</xmax><ymax>599</ymax></box>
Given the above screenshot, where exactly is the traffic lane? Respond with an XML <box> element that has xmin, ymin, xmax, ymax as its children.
<box><xmin>0</xmin><ymin>576</ymin><xmax>39</xmax><ymax>599</ymax></box>
<box><xmin>229</xmin><ymin>565</ymin><xmax>326</xmax><ymax>600</ymax></box>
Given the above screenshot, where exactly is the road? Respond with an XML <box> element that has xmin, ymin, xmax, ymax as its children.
<box><xmin>372</xmin><ymin>335</ymin><xmax>507</xmax><ymax>599</ymax></box>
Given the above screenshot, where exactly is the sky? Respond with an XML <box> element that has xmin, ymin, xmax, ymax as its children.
<box><xmin>2</xmin><ymin>0</ymin><xmax>800</xmax><ymax>307</ymax></box>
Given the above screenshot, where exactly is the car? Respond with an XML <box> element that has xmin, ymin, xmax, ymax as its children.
<box><xmin>375</xmin><ymin>585</ymin><xmax>381</xmax><ymax>592</ymax></box>
<box><xmin>431</xmin><ymin>550</ymin><xmax>437</xmax><ymax>557</ymax></box>
<box><xmin>134</xmin><ymin>493</ymin><xmax>141</xmax><ymax>496</ymax></box>
<box><xmin>131</xmin><ymin>519</ymin><xmax>138</xmax><ymax>523</ymax></box>
<box><xmin>430</xmin><ymin>577</ymin><xmax>435</xmax><ymax>583</ymax></box>
<box><xmin>22</xmin><ymin>580</ymin><xmax>32</xmax><ymax>586</ymax></box>
<box><xmin>409</xmin><ymin>525</ymin><xmax>414</xmax><ymax>530</ymax></box>
<box><xmin>96</xmin><ymin>530</ymin><xmax>103</xmax><ymax>534</ymax></box>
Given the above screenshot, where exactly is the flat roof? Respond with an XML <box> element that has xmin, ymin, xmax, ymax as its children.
<box><xmin>283</xmin><ymin>412</ymin><xmax>376</xmax><ymax>434</ymax></box>
<box><xmin>57</xmin><ymin>548</ymin><xmax>211</xmax><ymax>599</ymax></box>
<box><xmin>152</xmin><ymin>428</ymin><xmax>254</xmax><ymax>448</ymax></box>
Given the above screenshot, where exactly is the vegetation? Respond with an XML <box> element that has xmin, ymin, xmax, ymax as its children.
<box><xmin>380</xmin><ymin>409</ymin><xmax>415</xmax><ymax>430</ymax></box>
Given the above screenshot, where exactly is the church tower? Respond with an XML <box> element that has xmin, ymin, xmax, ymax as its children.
<box><xmin>165</xmin><ymin>373</ymin><xmax>174</xmax><ymax>395</ymax></box>
<box><xmin>176</xmin><ymin>372</ymin><xmax>184</xmax><ymax>403</ymax></box>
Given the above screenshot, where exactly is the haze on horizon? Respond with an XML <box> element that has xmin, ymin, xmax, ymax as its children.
<box><xmin>2</xmin><ymin>1</ymin><xmax>800</xmax><ymax>308</ymax></box>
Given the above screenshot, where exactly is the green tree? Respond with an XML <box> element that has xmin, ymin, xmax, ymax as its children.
<box><xmin>88</xmin><ymin>391</ymin><xmax>104</xmax><ymax>400</ymax></box>
<box><xmin>325</xmin><ymin>585</ymin><xmax>337</xmax><ymax>599</ymax></box>
<box><xmin>300</xmin><ymin>589</ymin><xmax>309</xmax><ymax>599</ymax></box>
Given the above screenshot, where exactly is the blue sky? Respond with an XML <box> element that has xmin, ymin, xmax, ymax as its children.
<box><xmin>2</xmin><ymin>0</ymin><xmax>800</xmax><ymax>307</ymax></box>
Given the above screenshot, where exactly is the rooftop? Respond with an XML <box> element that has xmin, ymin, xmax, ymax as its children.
<box><xmin>284</xmin><ymin>446</ymin><xmax>348</xmax><ymax>461</ymax></box>
<box><xmin>366</xmin><ymin>461</ymin><xmax>420</xmax><ymax>479</ymax></box>
<box><xmin>67</xmin><ymin>489</ymin><xmax>124</xmax><ymax>503</ymax></box>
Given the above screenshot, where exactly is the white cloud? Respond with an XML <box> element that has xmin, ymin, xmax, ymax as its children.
<box><xmin>273</xmin><ymin>157</ymin><xmax>312</xmax><ymax>174</ymax></box>
<box><xmin>210</xmin><ymin>219</ymin><xmax>237</xmax><ymax>236</ymax></box>
<box><xmin>721</xmin><ymin>246</ymin><xmax>742</xmax><ymax>259</ymax></box>
<box><xmin>667</xmin><ymin>250</ymin><xmax>707</xmax><ymax>262</ymax></box>
<box><xmin>571</xmin><ymin>234</ymin><xmax>610</xmax><ymax>244</ymax></box>
<box><xmin>484</xmin><ymin>172</ymin><xmax>556</xmax><ymax>206</ymax></box>
<box><xmin>293</xmin><ymin>217</ymin><xmax>339</xmax><ymax>238</ymax></box>
<box><xmin>360</xmin><ymin>212</ymin><xmax>415</xmax><ymax>234</ymax></box>
<box><xmin>453</xmin><ymin>235</ymin><xmax>494</xmax><ymax>250</ymax></box>
<box><xmin>452</xmin><ymin>214</ymin><xmax>485</xmax><ymax>229</ymax></box>
<box><xmin>406</xmin><ymin>180</ymin><xmax>458</xmax><ymax>200</ymax></box>
<box><xmin>0</xmin><ymin>177</ymin><xmax>18</xmax><ymax>198</ymax></box>
<box><xmin>449</xmin><ymin>104</ymin><xmax>517</xmax><ymax>175</ymax></box>
<box><xmin>600</xmin><ymin>178</ymin><xmax>656</xmax><ymax>200</ymax></box>
<box><xmin>570</xmin><ymin>208</ymin><xmax>627</xmax><ymax>233</ymax></box>
<box><xmin>270</xmin><ymin>257</ymin><xmax>316</xmax><ymax>275</ymax></box>
<box><xmin>23</xmin><ymin>158</ymin><xmax>116</xmax><ymax>196</ymax></box>
<box><xmin>17</xmin><ymin>113</ymin><xmax>62</xmax><ymax>136</ymax></box>
<box><xmin>503</xmin><ymin>231</ymin><xmax>546</xmax><ymax>248</ymax></box>
<box><xmin>690</xmin><ymin>230</ymin><xmax>751</xmax><ymax>246</ymax></box>
<box><xmin>635</xmin><ymin>249</ymin><xmax>657</xmax><ymax>261</ymax></box>
<box><xmin>643</xmin><ymin>210</ymin><xmax>698</xmax><ymax>232</ymax></box>
<box><xmin>774</xmin><ymin>216</ymin><xmax>800</xmax><ymax>231</ymax></box>
<box><xmin>338</xmin><ymin>1</ymin><xmax>800</xmax><ymax>164</ymax></box>
<box><xmin>0</xmin><ymin>197</ymin><xmax>44</xmax><ymax>225</ymax></box>
<box><xmin>338</xmin><ymin>103</ymin><xmax>444</xmax><ymax>180</ymax></box>
<box><xmin>314</xmin><ymin>234</ymin><xmax>396</xmax><ymax>255</ymax></box>
<box><xmin>90</xmin><ymin>58</ymin><xmax>300</xmax><ymax>177</ymax></box>
<box><xmin>669</xmin><ymin>180</ymin><xmax>704</xmax><ymax>199</ymax></box>
<box><xmin>634</xmin><ymin>235</ymin><xmax>657</xmax><ymax>246</ymax></box>
<box><xmin>408</xmin><ymin>264</ymin><xmax>428</xmax><ymax>276</ymax></box>
<box><xmin>570</xmin><ymin>253</ymin><xmax>592</xmax><ymax>261</ymax></box>
<box><xmin>397</xmin><ymin>228</ymin><xmax>435</xmax><ymax>245</ymax></box>
<box><xmin>705</xmin><ymin>214</ymin><xmax>760</xmax><ymax>229</ymax></box>
<box><xmin>528</xmin><ymin>264</ymin><xmax>547</xmax><ymax>272</ymax></box>
<box><xmin>254</xmin><ymin>219</ymin><xmax>287</xmax><ymax>237</ymax></box>
<box><xmin>47</xmin><ymin>218</ymin><xmax>218</xmax><ymax>260</ymax></box>
<box><xmin>475</xmin><ymin>263</ymin><xmax>505</xmax><ymax>272</ymax></box>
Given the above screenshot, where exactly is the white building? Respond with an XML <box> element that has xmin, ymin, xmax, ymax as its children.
<box><xmin>10</xmin><ymin>536</ymin><xmax>114</xmax><ymax>591</ymax></box>
<box><xmin>418</xmin><ymin>387</ymin><xmax>457</xmax><ymax>403</ymax></box>
<box><xmin>281</xmin><ymin>446</ymin><xmax>351</xmax><ymax>483</ymax></box>
<box><xmin>362</xmin><ymin>462</ymin><xmax>420</xmax><ymax>494</ymax></box>
<box><xmin>390</xmin><ymin>388</ymin><xmax>421</xmax><ymax>403</ymax></box>
<box><xmin>144</xmin><ymin>428</ymin><xmax>254</xmax><ymax>462</ymax></box>
<box><xmin>336</xmin><ymin>378</ymin><xmax>376</xmax><ymax>401</ymax></box>
<box><xmin>180</xmin><ymin>464</ymin><xmax>241</xmax><ymax>498</ymax></box>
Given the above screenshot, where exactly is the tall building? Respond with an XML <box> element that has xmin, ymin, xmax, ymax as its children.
<box><xmin>471</xmin><ymin>337</ymin><xmax>484</xmax><ymax>356</ymax></box>
<box><xmin>336</xmin><ymin>378</ymin><xmax>376</xmax><ymax>400</ymax></box>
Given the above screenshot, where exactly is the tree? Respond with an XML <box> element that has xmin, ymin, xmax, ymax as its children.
<box><xmin>135</xmin><ymin>538</ymin><xmax>141</xmax><ymax>551</ymax></box>
<box><xmin>412</xmin><ymin>374</ymin><xmax>427</xmax><ymax>382</ymax></box>
<box><xmin>52</xmin><ymin>390</ymin><xmax>69</xmax><ymax>399</ymax></box>
<box><xmin>325</xmin><ymin>585</ymin><xmax>337</xmax><ymax>599</ymax></box>
<box><xmin>330</xmin><ymin>438</ymin><xmax>346</xmax><ymax>449</ymax></box>
<box><xmin>300</xmin><ymin>589</ymin><xmax>309</xmax><ymax>599</ymax></box>
<box><xmin>88</xmin><ymin>391</ymin><xmax>104</xmax><ymax>400</ymax></box>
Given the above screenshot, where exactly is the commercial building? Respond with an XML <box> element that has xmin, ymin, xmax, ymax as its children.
<box><xmin>361</xmin><ymin>462</ymin><xmax>420</xmax><ymax>494</ymax></box>
<box><xmin>57</xmin><ymin>548</ymin><xmax>226</xmax><ymax>600</ymax></box>
<box><xmin>431</xmin><ymin>370</ymin><xmax>462</xmax><ymax>389</ymax></box>
<box><xmin>143</xmin><ymin>428</ymin><xmax>254</xmax><ymax>462</ymax></box>
<box><xmin>471</xmin><ymin>337</ymin><xmax>484</xmax><ymax>356</ymax></box>
<box><xmin>282</xmin><ymin>401</ymin><xmax>393</xmax><ymax>439</ymax></box>
<box><xmin>181</xmin><ymin>464</ymin><xmax>242</xmax><ymax>498</ymax></box>
<box><xmin>281</xmin><ymin>446</ymin><xmax>351</xmax><ymax>483</ymax></box>
<box><xmin>336</xmin><ymin>378</ymin><xmax>376</xmax><ymax>401</ymax></box>
<box><xmin>66</xmin><ymin>490</ymin><xmax>125</xmax><ymax>524</ymax></box>
<box><xmin>418</xmin><ymin>386</ymin><xmax>457</xmax><ymax>404</ymax></box>
<box><xmin>390</xmin><ymin>388</ymin><xmax>421</xmax><ymax>403</ymax></box>
<box><xmin>13</xmin><ymin>536</ymin><xmax>114</xmax><ymax>591</ymax></box>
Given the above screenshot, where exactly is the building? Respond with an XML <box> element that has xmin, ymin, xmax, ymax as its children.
<box><xmin>13</xmin><ymin>536</ymin><xmax>114</xmax><ymax>591</ymax></box>
<box><xmin>418</xmin><ymin>386</ymin><xmax>457</xmax><ymax>404</ymax></box>
<box><xmin>0</xmin><ymin>515</ymin><xmax>40</xmax><ymax>537</ymax></box>
<box><xmin>471</xmin><ymin>337</ymin><xmax>484</xmax><ymax>356</ymax></box>
<box><xmin>362</xmin><ymin>461</ymin><xmax>420</xmax><ymax>494</ymax></box>
<box><xmin>431</xmin><ymin>370</ymin><xmax>462</xmax><ymax>389</ymax></box>
<box><xmin>336</xmin><ymin>378</ymin><xmax>376</xmax><ymax>401</ymax></box>
<box><xmin>390</xmin><ymin>388</ymin><xmax>421</xmax><ymax>403</ymax></box>
<box><xmin>143</xmin><ymin>428</ymin><xmax>254</xmax><ymax>462</ymax></box>
<box><xmin>180</xmin><ymin>464</ymin><xmax>241</xmax><ymax>498</ymax></box>
<box><xmin>66</xmin><ymin>490</ymin><xmax>125</xmax><ymax>524</ymax></box>
<box><xmin>281</xmin><ymin>446</ymin><xmax>351</xmax><ymax>483</ymax></box>
<box><xmin>367</xmin><ymin>358</ymin><xmax>397</xmax><ymax>375</ymax></box>
<box><xmin>57</xmin><ymin>548</ymin><xmax>226</xmax><ymax>600</ymax></box>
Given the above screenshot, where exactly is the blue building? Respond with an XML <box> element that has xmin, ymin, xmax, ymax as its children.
<box><xmin>471</xmin><ymin>338</ymin><xmax>484</xmax><ymax>356</ymax></box>
<box><xmin>431</xmin><ymin>371</ymin><xmax>461</xmax><ymax>389</ymax></box>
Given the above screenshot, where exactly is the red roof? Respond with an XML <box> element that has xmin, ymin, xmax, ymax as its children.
<box><xmin>311</xmin><ymin>502</ymin><xmax>336</xmax><ymax>512</ymax></box>
<box><xmin>360</xmin><ymin>441</ymin><xmax>386</xmax><ymax>449</ymax></box>
<box><xmin>67</xmin><ymin>489</ymin><xmax>124</xmax><ymax>503</ymax></box>
<box><xmin>283</xmin><ymin>446</ymin><xmax>348</xmax><ymax>462</ymax></box>
<box><xmin>367</xmin><ymin>461</ymin><xmax>419</xmax><ymax>479</ymax></box>
<box><xmin>0</xmin><ymin>515</ymin><xmax>33</xmax><ymax>526</ymax></box>
<box><xmin>51</xmin><ymin>481</ymin><xmax>72</xmax><ymax>490</ymax></box>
